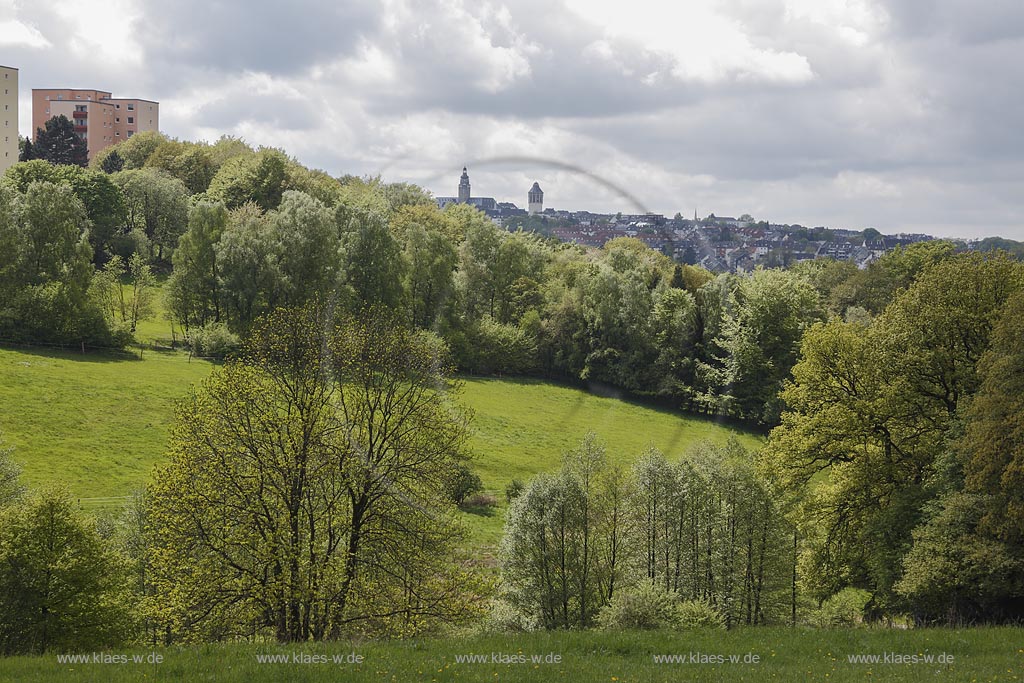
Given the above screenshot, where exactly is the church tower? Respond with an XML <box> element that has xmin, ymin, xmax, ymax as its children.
<box><xmin>458</xmin><ymin>167</ymin><xmax>471</xmax><ymax>203</ymax></box>
<box><xmin>528</xmin><ymin>181</ymin><xmax>543</xmax><ymax>214</ymax></box>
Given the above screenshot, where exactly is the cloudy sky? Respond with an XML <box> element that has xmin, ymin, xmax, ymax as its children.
<box><xmin>3</xmin><ymin>0</ymin><xmax>1023</xmax><ymax>238</ymax></box>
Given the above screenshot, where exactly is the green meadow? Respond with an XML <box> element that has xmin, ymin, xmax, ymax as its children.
<box><xmin>1</xmin><ymin>627</ymin><xmax>1020</xmax><ymax>683</ymax></box>
<box><xmin>0</xmin><ymin>344</ymin><xmax>759</xmax><ymax>547</ymax></box>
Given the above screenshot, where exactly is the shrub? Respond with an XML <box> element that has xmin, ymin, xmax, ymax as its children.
<box><xmin>186</xmin><ymin>322</ymin><xmax>239</xmax><ymax>359</ymax></box>
<box><xmin>809</xmin><ymin>587</ymin><xmax>871</xmax><ymax>627</ymax></box>
<box><xmin>597</xmin><ymin>582</ymin><xmax>682</xmax><ymax>630</ymax></box>
<box><xmin>465</xmin><ymin>493</ymin><xmax>498</xmax><ymax>508</ymax></box>
<box><xmin>484</xmin><ymin>600</ymin><xmax>540</xmax><ymax>633</ymax></box>
<box><xmin>454</xmin><ymin>317</ymin><xmax>537</xmax><ymax>375</ymax></box>
<box><xmin>505</xmin><ymin>478</ymin><xmax>524</xmax><ymax>503</ymax></box>
<box><xmin>676</xmin><ymin>599</ymin><xmax>726</xmax><ymax>629</ymax></box>
<box><xmin>597</xmin><ymin>584</ymin><xmax>726</xmax><ymax>631</ymax></box>
<box><xmin>447</xmin><ymin>462</ymin><xmax>483</xmax><ymax>506</ymax></box>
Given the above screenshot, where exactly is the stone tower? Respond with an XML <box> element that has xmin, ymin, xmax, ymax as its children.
<box><xmin>528</xmin><ymin>181</ymin><xmax>543</xmax><ymax>214</ymax></box>
<box><xmin>458</xmin><ymin>167</ymin><xmax>471</xmax><ymax>203</ymax></box>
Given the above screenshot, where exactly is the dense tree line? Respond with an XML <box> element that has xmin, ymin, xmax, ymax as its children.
<box><xmin>500</xmin><ymin>435</ymin><xmax>793</xmax><ymax>630</ymax></box>
<box><xmin>1</xmin><ymin>130</ymin><xmax>954</xmax><ymax>431</ymax></box>
<box><xmin>765</xmin><ymin>251</ymin><xmax>1024</xmax><ymax>624</ymax></box>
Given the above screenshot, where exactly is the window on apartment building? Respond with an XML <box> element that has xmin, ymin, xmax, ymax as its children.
<box><xmin>115</xmin><ymin>132</ymin><xmax>120</xmax><ymax>136</ymax></box>
<box><xmin>115</xmin><ymin>104</ymin><xmax>120</xmax><ymax>109</ymax></box>
<box><xmin>127</xmin><ymin>131</ymin><xmax>134</xmax><ymax>138</ymax></box>
<box><xmin>128</xmin><ymin>117</ymin><xmax>134</xmax><ymax>124</ymax></box>
<box><xmin>115</xmin><ymin>117</ymin><xmax>120</xmax><ymax>122</ymax></box>
<box><xmin>127</xmin><ymin>104</ymin><xmax>134</xmax><ymax>110</ymax></box>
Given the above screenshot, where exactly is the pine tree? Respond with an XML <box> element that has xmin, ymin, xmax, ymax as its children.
<box><xmin>17</xmin><ymin>136</ymin><xmax>35</xmax><ymax>162</ymax></box>
<box><xmin>33</xmin><ymin>115</ymin><xmax>89</xmax><ymax>167</ymax></box>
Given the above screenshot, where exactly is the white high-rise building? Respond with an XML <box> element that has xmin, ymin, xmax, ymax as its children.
<box><xmin>1</xmin><ymin>66</ymin><xmax>18</xmax><ymax>174</ymax></box>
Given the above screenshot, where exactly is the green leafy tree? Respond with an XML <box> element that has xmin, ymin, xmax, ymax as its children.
<box><xmin>0</xmin><ymin>182</ymin><xmax>109</xmax><ymax>344</ymax></box>
<box><xmin>457</xmin><ymin>217</ymin><xmax>502</xmax><ymax>319</ymax></box>
<box><xmin>3</xmin><ymin>160</ymin><xmax>126</xmax><ymax>262</ymax></box>
<box><xmin>402</xmin><ymin>222</ymin><xmax>457</xmax><ymax>328</ymax></box>
<box><xmin>896</xmin><ymin>493</ymin><xmax>1024</xmax><ymax>623</ymax></box>
<box><xmin>700</xmin><ymin>268</ymin><xmax>821</xmax><ymax>424</ymax></box>
<box><xmin>207</xmin><ymin>148</ymin><xmax>288</xmax><ymax>210</ymax></box>
<box><xmin>166</xmin><ymin>201</ymin><xmax>228</xmax><ymax>330</ymax></box>
<box><xmin>0</xmin><ymin>488</ymin><xmax>131</xmax><ymax>654</ymax></box>
<box><xmin>493</xmin><ymin>232</ymin><xmax>548</xmax><ymax>324</ymax></box>
<box><xmin>32</xmin><ymin>115</ymin><xmax>88</xmax><ymax>167</ymax></box>
<box><xmin>270</xmin><ymin>191</ymin><xmax>340</xmax><ymax>307</ymax></box>
<box><xmin>650</xmin><ymin>287</ymin><xmax>699</xmax><ymax>397</ymax></box>
<box><xmin>285</xmin><ymin>163</ymin><xmax>344</xmax><ymax>207</ymax></box>
<box><xmin>216</xmin><ymin>203</ymin><xmax>281</xmax><ymax>330</ymax></box>
<box><xmin>339</xmin><ymin>207</ymin><xmax>406</xmax><ymax>310</ymax></box>
<box><xmin>208</xmin><ymin>135</ymin><xmax>253</xmax><ymax>166</ymax></box>
<box><xmin>448</xmin><ymin>462</ymin><xmax>483</xmax><ymax>505</ymax></box>
<box><xmin>147</xmin><ymin>306</ymin><xmax>477</xmax><ymax>641</ymax></box>
<box><xmin>963</xmin><ymin>289</ymin><xmax>1024</xmax><ymax>542</ymax></box>
<box><xmin>109</xmin><ymin>130</ymin><xmax>169</xmax><ymax>169</ymax></box>
<box><xmin>144</xmin><ymin>140</ymin><xmax>216</xmax><ymax>194</ymax></box>
<box><xmin>501</xmin><ymin>433</ymin><xmax>620</xmax><ymax>630</ymax></box>
<box><xmin>113</xmin><ymin>168</ymin><xmax>189</xmax><ymax>263</ymax></box>
<box><xmin>89</xmin><ymin>254</ymin><xmax>153</xmax><ymax>335</ymax></box>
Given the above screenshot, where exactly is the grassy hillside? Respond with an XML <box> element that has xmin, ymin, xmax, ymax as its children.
<box><xmin>1</xmin><ymin>627</ymin><xmax>1018</xmax><ymax>682</ymax></box>
<box><xmin>460</xmin><ymin>377</ymin><xmax>761</xmax><ymax>545</ymax></box>
<box><xmin>0</xmin><ymin>345</ymin><xmax>759</xmax><ymax>543</ymax></box>
<box><xmin>0</xmin><ymin>346</ymin><xmax>214</xmax><ymax>504</ymax></box>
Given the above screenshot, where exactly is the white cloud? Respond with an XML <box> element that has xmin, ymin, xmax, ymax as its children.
<box><xmin>0</xmin><ymin>19</ymin><xmax>50</xmax><ymax>49</ymax></box>
<box><xmin>834</xmin><ymin>171</ymin><xmax>903</xmax><ymax>199</ymax></box>
<box><xmin>564</xmin><ymin>0</ymin><xmax>814</xmax><ymax>83</ymax></box>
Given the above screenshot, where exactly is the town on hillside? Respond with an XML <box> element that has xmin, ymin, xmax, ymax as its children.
<box><xmin>437</xmin><ymin>166</ymin><xmax>1015</xmax><ymax>273</ymax></box>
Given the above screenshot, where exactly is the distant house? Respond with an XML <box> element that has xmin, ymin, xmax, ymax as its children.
<box><xmin>816</xmin><ymin>241</ymin><xmax>855</xmax><ymax>260</ymax></box>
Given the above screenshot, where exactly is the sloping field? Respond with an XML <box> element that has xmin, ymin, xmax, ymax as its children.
<box><xmin>0</xmin><ymin>347</ymin><xmax>760</xmax><ymax>542</ymax></box>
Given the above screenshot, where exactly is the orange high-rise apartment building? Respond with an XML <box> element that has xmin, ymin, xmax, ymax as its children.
<box><xmin>31</xmin><ymin>88</ymin><xmax>159</xmax><ymax>160</ymax></box>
